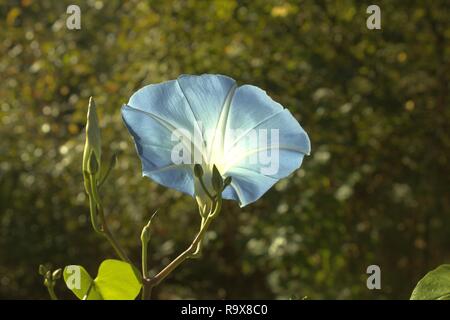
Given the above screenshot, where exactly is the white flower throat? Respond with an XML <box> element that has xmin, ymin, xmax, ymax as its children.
<box><xmin>170</xmin><ymin>121</ymin><xmax>282</xmax><ymax>177</ymax></box>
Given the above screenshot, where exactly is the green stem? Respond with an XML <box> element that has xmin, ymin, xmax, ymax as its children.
<box><xmin>142</xmin><ymin>240</ymin><xmax>149</xmax><ymax>279</ymax></box>
<box><xmin>46</xmin><ymin>284</ymin><xmax>58</xmax><ymax>300</ymax></box>
<box><xmin>146</xmin><ymin>197</ymin><xmax>222</xmax><ymax>288</ymax></box>
<box><xmin>89</xmin><ymin>174</ymin><xmax>131</xmax><ymax>263</ymax></box>
<box><xmin>85</xmin><ymin>174</ymin><xmax>102</xmax><ymax>234</ymax></box>
<box><xmin>142</xmin><ymin>284</ymin><xmax>152</xmax><ymax>300</ymax></box>
<box><xmin>191</xmin><ymin>215</ymin><xmax>207</xmax><ymax>257</ymax></box>
<box><xmin>140</xmin><ymin>210</ymin><xmax>158</xmax><ymax>299</ymax></box>
<box><xmin>141</xmin><ymin>235</ymin><xmax>150</xmax><ymax>299</ymax></box>
<box><xmin>102</xmin><ymin>221</ymin><xmax>131</xmax><ymax>263</ymax></box>
<box><xmin>198</xmin><ymin>176</ymin><xmax>215</xmax><ymax>201</ymax></box>
<box><xmin>88</xmin><ymin>194</ymin><xmax>102</xmax><ymax>234</ymax></box>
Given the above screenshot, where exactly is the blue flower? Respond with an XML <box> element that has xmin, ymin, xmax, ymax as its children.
<box><xmin>122</xmin><ymin>74</ymin><xmax>310</xmax><ymax>207</ymax></box>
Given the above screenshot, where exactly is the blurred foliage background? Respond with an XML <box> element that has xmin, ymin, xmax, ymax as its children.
<box><xmin>1</xmin><ymin>0</ymin><xmax>449</xmax><ymax>299</ymax></box>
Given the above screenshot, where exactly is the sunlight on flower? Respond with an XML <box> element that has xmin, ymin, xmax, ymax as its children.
<box><xmin>122</xmin><ymin>74</ymin><xmax>310</xmax><ymax>207</ymax></box>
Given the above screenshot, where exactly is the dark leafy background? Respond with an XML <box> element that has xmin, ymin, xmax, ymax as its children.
<box><xmin>0</xmin><ymin>0</ymin><xmax>449</xmax><ymax>299</ymax></box>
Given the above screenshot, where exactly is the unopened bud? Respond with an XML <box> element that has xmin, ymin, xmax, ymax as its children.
<box><xmin>141</xmin><ymin>210</ymin><xmax>158</xmax><ymax>243</ymax></box>
<box><xmin>223</xmin><ymin>176</ymin><xmax>232</xmax><ymax>187</ymax></box>
<box><xmin>194</xmin><ymin>164</ymin><xmax>204</xmax><ymax>178</ymax></box>
<box><xmin>82</xmin><ymin>97</ymin><xmax>101</xmax><ymax>180</ymax></box>
<box><xmin>211</xmin><ymin>165</ymin><xmax>223</xmax><ymax>193</ymax></box>
<box><xmin>52</xmin><ymin>268</ymin><xmax>62</xmax><ymax>280</ymax></box>
<box><xmin>88</xmin><ymin>152</ymin><xmax>99</xmax><ymax>175</ymax></box>
<box><xmin>38</xmin><ymin>264</ymin><xmax>47</xmax><ymax>276</ymax></box>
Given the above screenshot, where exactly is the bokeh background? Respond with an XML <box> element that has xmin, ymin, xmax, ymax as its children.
<box><xmin>1</xmin><ymin>0</ymin><xmax>449</xmax><ymax>299</ymax></box>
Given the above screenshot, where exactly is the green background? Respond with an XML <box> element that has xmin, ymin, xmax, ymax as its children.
<box><xmin>1</xmin><ymin>0</ymin><xmax>449</xmax><ymax>299</ymax></box>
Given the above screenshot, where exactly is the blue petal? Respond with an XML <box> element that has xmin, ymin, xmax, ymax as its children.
<box><xmin>122</xmin><ymin>105</ymin><xmax>174</xmax><ymax>168</ymax></box>
<box><xmin>223</xmin><ymin>109</ymin><xmax>310</xmax><ymax>176</ymax></box>
<box><xmin>177</xmin><ymin>74</ymin><xmax>236</xmax><ymax>157</ymax></box>
<box><xmin>123</xmin><ymin>74</ymin><xmax>237</xmax><ymax>197</ymax></box>
<box><xmin>144</xmin><ymin>165</ymin><xmax>195</xmax><ymax>196</ymax></box>
<box><xmin>122</xmin><ymin>104</ymin><xmax>195</xmax><ymax>195</ymax></box>
<box><xmin>224</xmin><ymin>85</ymin><xmax>310</xmax><ymax>156</ymax></box>
<box><xmin>223</xmin><ymin>168</ymin><xmax>279</xmax><ymax>207</ymax></box>
<box><xmin>128</xmin><ymin>79</ymin><xmax>204</xmax><ymax>154</ymax></box>
<box><xmin>221</xmin><ymin>183</ymin><xmax>239</xmax><ymax>201</ymax></box>
<box><xmin>122</xmin><ymin>74</ymin><xmax>311</xmax><ymax>206</ymax></box>
<box><xmin>224</xmin><ymin>85</ymin><xmax>284</xmax><ymax>150</ymax></box>
<box><xmin>221</xmin><ymin>85</ymin><xmax>310</xmax><ymax>206</ymax></box>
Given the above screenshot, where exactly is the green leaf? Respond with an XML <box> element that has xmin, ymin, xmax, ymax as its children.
<box><xmin>63</xmin><ymin>265</ymin><xmax>103</xmax><ymax>300</ymax></box>
<box><xmin>411</xmin><ymin>264</ymin><xmax>450</xmax><ymax>300</ymax></box>
<box><xmin>95</xmin><ymin>259</ymin><xmax>142</xmax><ymax>300</ymax></box>
<box><xmin>63</xmin><ymin>260</ymin><xmax>142</xmax><ymax>300</ymax></box>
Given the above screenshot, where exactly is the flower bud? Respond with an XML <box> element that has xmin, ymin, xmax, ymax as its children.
<box><xmin>212</xmin><ymin>165</ymin><xmax>223</xmax><ymax>193</ymax></box>
<box><xmin>82</xmin><ymin>97</ymin><xmax>101</xmax><ymax>179</ymax></box>
<box><xmin>141</xmin><ymin>225</ymin><xmax>151</xmax><ymax>244</ymax></box>
<box><xmin>44</xmin><ymin>278</ymin><xmax>51</xmax><ymax>287</ymax></box>
<box><xmin>223</xmin><ymin>176</ymin><xmax>232</xmax><ymax>187</ymax></box>
<box><xmin>141</xmin><ymin>210</ymin><xmax>157</xmax><ymax>244</ymax></box>
<box><xmin>38</xmin><ymin>264</ymin><xmax>47</xmax><ymax>276</ymax></box>
<box><xmin>194</xmin><ymin>164</ymin><xmax>203</xmax><ymax>178</ymax></box>
<box><xmin>52</xmin><ymin>268</ymin><xmax>62</xmax><ymax>281</ymax></box>
<box><xmin>88</xmin><ymin>151</ymin><xmax>99</xmax><ymax>175</ymax></box>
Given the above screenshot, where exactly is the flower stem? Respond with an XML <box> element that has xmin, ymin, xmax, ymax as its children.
<box><xmin>191</xmin><ymin>216</ymin><xmax>206</xmax><ymax>257</ymax></box>
<box><xmin>198</xmin><ymin>176</ymin><xmax>215</xmax><ymax>201</ymax></box>
<box><xmin>141</xmin><ymin>234</ymin><xmax>150</xmax><ymax>299</ymax></box>
<box><xmin>142</xmin><ymin>284</ymin><xmax>152</xmax><ymax>300</ymax></box>
<box><xmin>85</xmin><ymin>174</ymin><xmax>102</xmax><ymax>234</ymax></box>
<box><xmin>140</xmin><ymin>210</ymin><xmax>158</xmax><ymax>300</ymax></box>
<box><xmin>89</xmin><ymin>173</ymin><xmax>131</xmax><ymax>263</ymax></box>
<box><xmin>142</xmin><ymin>240</ymin><xmax>149</xmax><ymax>279</ymax></box>
<box><xmin>145</xmin><ymin>197</ymin><xmax>222</xmax><ymax>289</ymax></box>
<box><xmin>46</xmin><ymin>284</ymin><xmax>58</xmax><ymax>300</ymax></box>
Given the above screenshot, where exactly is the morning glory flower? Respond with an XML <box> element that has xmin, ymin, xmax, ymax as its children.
<box><xmin>122</xmin><ymin>74</ymin><xmax>310</xmax><ymax>207</ymax></box>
